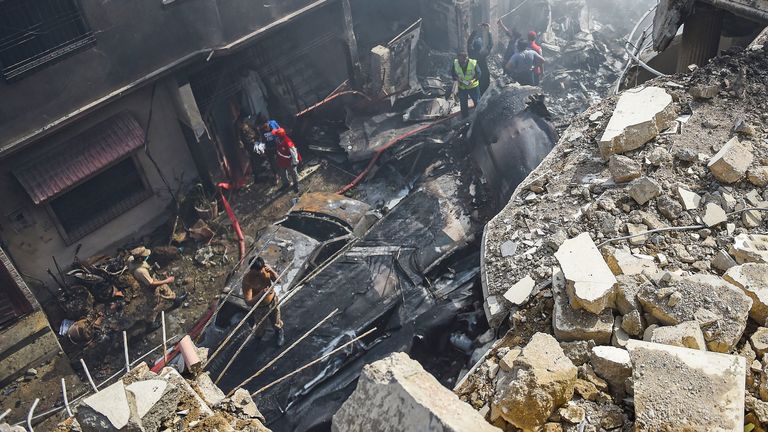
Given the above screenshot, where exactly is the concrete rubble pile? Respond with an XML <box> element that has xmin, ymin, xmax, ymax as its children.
<box><xmin>457</xmin><ymin>40</ymin><xmax>768</xmax><ymax>431</ymax></box>
<box><xmin>44</xmin><ymin>364</ymin><xmax>270</xmax><ymax>432</ymax></box>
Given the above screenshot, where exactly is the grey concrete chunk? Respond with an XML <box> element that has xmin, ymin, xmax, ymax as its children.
<box><xmin>675</xmin><ymin>186</ymin><xmax>701</xmax><ymax>210</ymax></box>
<box><xmin>747</xmin><ymin>166</ymin><xmax>768</xmax><ymax>188</ymax></box>
<box><xmin>589</xmin><ymin>346</ymin><xmax>632</xmax><ymax>395</ymax></box>
<box><xmin>598</xmin><ymin>87</ymin><xmax>676</xmax><ymax>159</ymax></box>
<box><xmin>503</xmin><ymin>275</ymin><xmax>535</xmax><ymax>306</ymax></box>
<box><xmin>76</xmin><ymin>381</ymin><xmax>134</xmax><ymax>432</ymax></box>
<box><xmin>492</xmin><ymin>333</ymin><xmax>577</xmax><ymax>431</ymax></box>
<box><xmin>125</xmin><ymin>379</ymin><xmax>180</xmax><ymax>432</ymax></box>
<box><xmin>731</xmin><ymin>234</ymin><xmax>768</xmax><ymax>264</ymax></box>
<box><xmin>484</xmin><ymin>295</ymin><xmax>509</xmax><ymax>329</ymax></box>
<box><xmin>650</xmin><ymin>321</ymin><xmax>707</xmax><ymax>350</ymax></box>
<box><xmin>750</xmin><ymin>327</ymin><xmax>768</xmax><ymax>357</ymax></box>
<box><xmin>332</xmin><ymin>352</ymin><xmax>500</xmax><ymax>432</ymax></box>
<box><xmin>637</xmin><ymin>274</ymin><xmax>752</xmax><ymax>352</ymax></box>
<box><xmin>608</xmin><ymin>155</ymin><xmax>642</xmax><ymax>183</ymax></box>
<box><xmin>552</xmin><ymin>268</ymin><xmax>613</xmax><ymax>344</ymax></box>
<box><xmin>555</xmin><ymin>233</ymin><xmax>617</xmax><ymax>314</ymax></box>
<box><xmin>628</xmin><ymin>177</ymin><xmax>662</xmax><ymax>205</ymax></box>
<box><xmin>712</xmin><ymin>250</ymin><xmax>738</xmax><ymax>272</ymax></box>
<box><xmin>702</xmin><ymin>203</ymin><xmax>727</xmax><ymax>227</ymax></box>
<box><xmin>689</xmin><ymin>84</ymin><xmax>719</xmax><ymax>99</ymax></box>
<box><xmin>193</xmin><ymin>372</ymin><xmax>226</xmax><ymax>408</ymax></box>
<box><xmin>627</xmin><ymin>340</ymin><xmax>746</xmax><ymax>432</ymax></box>
<box><xmin>724</xmin><ymin>263</ymin><xmax>768</xmax><ymax>326</ymax></box>
<box><xmin>707</xmin><ymin>136</ymin><xmax>754</xmax><ymax>184</ymax></box>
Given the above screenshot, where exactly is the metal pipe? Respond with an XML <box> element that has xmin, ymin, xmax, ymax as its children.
<box><xmin>61</xmin><ymin>379</ymin><xmax>73</xmax><ymax>418</ymax></box>
<box><xmin>251</xmin><ymin>328</ymin><xmax>377</xmax><ymax>397</ymax></box>
<box><xmin>699</xmin><ymin>0</ymin><xmax>768</xmax><ymax>23</ymax></box>
<box><xmin>0</xmin><ymin>408</ymin><xmax>10</xmax><ymax>421</ymax></box>
<box><xmin>79</xmin><ymin>359</ymin><xmax>98</xmax><ymax>393</ymax></box>
<box><xmin>26</xmin><ymin>398</ymin><xmax>39</xmax><ymax>432</ymax></box>
<box><xmin>228</xmin><ymin>308</ymin><xmax>339</xmax><ymax>395</ymax></box>
<box><xmin>122</xmin><ymin>331</ymin><xmax>130</xmax><ymax>373</ymax></box>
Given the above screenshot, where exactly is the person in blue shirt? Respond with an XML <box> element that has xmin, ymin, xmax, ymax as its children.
<box><xmin>256</xmin><ymin>114</ymin><xmax>281</xmax><ymax>185</ymax></box>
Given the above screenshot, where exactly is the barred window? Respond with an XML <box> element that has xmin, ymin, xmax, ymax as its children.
<box><xmin>0</xmin><ymin>0</ymin><xmax>95</xmax><ymax>81</ymax></box>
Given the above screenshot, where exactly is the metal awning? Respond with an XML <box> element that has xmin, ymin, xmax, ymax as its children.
<box><xmin>13</xmin><ymin>112</ymin><xmax>145</xmax><ymax>204</ymax></box>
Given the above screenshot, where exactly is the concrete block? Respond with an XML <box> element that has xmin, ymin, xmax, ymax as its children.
<box><xmin>608</xmin><ymin>155</ymin><xmax>642</xmax><ymax>183</ymax></box>
<box><xmin>627</xmin><ymin>340</ymin><xmax>746</xmax><ymax>431</ymax></box>
<box><xmin>76</xmin><ymin>381</ymin><xmax>136</xmax><ymax>432</ymax></box>
<box><xmin>332</xmin><ymin>352</ymin><xmax>500</xmax><ymax>432</ymax></box>
<box><xmin>552</xmin><ymin>268</ymin><xmax>613</xmax><ymax>344</ymax></box>
<box><xmin>731</xmin><ymin>234</ymin><xmax>768</xmax><ymax>264</ymax></box>
<box><xmin>598</xmin><ymin>86</ymin><xmax>676</xmax><ymax>159</ymax></box>
<box><xmin>589</xmin><ymin>346</ymin><xmax>632</xmax><ymax>395</ymax></box>
<box><xmin>675</xmin><ymin>186</ymin><xmax>701</xmax><ymax>210</ymax></box>
<box><xmin>650</xmin><ymin>321</ymin><xmax>707</xmax><ymax>350</ymax></box>
<box><xmin>492</xmin><ymin>333</ymin><xmax>577</xmax><ymax>431</ymax></box>
<box><xmin>627</xmin><ymin>177</ymin><xmax>661</xmax><ymax>205</ymax></box>
<box><xmin>555</xmin><ymin>233</ymin><xmax>617</xmax><ymax>314</ymax></box>
<box><xmin>637</xmin><ymin>274</ymin><xmax>752</xmax><ymax>352</ymax></box>
<box><xmin>484</xmin><ymin>295</ymin><xmax>508</xmax><ymax>329</ymax></box>
<box><xmin>502</xmin><ymin>275</ymin><xmax>535</xmax><ymax>306</ymax></box>
<box><xmin>193</xmin><ymin>372</ymin><xmax>226</xmax><ymax>408</ymax></box>
<box><xmin>702</xmin><ymin>203</ymin><xmax>727</xmax><ymax>227</ymax></box>
<box><xmin>707</xmin><ymin>137</ymin><xmax>753</xmax><ymax>184</ymax></box>
<box><xmin>125</xmin><ymin>379</ymin><xmax>181</xmax><ymax>432</ymax></box>
<box><xmin>724</xmin><ymin>263</ymin><xmax>768</xmax><ymax>326</ymax></box>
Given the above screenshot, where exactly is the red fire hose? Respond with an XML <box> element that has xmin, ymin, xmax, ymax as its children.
<box><xmin>217</xmin><ymin>182</ymin><xmax>246</xmax><ymax>260</ymax></box>
<box><xmin>337</xmin><ymin>112</ymin><xmax>461</xmax><ymax>194</ymax></box>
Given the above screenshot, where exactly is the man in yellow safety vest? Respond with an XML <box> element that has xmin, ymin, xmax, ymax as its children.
<box><xmin>451</xmin><ymin>51</ymin><xmax>482</xmax><ymax>118</ymax></box>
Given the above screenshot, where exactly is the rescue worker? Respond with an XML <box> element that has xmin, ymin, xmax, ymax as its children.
<box><xmin>451</xmin><ymin>51</ymin><xmax>482</xmax><ymax>119</ymax></box>
<box><xmin>528</xmin><ymin>31</ymin><xmax>544</xmax><ymax>85</ymax></box>
<box><xmin>505</xmin><ymin>40</ymin><xmax>545</xmax><ymax>86</ymax></box>
<box><xmin>242</xmin><ymin>256</ymin><xmax>285</xmax><ymax>347</ymax></box>
<box><xmin>238</xmin><ymin>116</ymin><xmax>263</xmax><ymax>184</ymax></box>
<box><xmin>257</xmin><ymin>115</ymin><xmax>281</xmax><ymax>185</ymax></box>
<box><xmin>272</xmin><ymin>127</ymin><xmax>301</xmax><ymax>193</ymax></box>
<box><xmin>467</xmin><ymin>23</ymin><xmax>493</xmax><ymax>95</ymax></box>
<box><xmin>128</xmin><ymin>247</ymin><xmax>186</xmax><ymax>330</ymax></box>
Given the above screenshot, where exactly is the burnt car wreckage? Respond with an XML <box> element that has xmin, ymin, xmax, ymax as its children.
<box><xmin>197</xmin><ymin>84</ymin><xmax>558</xmax><ymax>431</ymax></box>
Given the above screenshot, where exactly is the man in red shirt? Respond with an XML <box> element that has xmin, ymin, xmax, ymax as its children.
<box><xmin>528</xmin><ymin>31</ymin><xmax>544</xmax><ymax>85</ymax></box>
<box><xmin>272</xmin><ymin>128</ymin><xmax>301</xmax><ymax>193</ymax></box>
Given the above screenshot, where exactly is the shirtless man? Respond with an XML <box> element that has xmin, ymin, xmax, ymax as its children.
<box><xmin>242</xmin><ymin>257</ymin><xmax>284</xmax><ymax>347</ymax></box>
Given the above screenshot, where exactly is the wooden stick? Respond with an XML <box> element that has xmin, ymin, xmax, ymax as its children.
<box><xmin>251</xmin><ymin>327</ymin><xmax>377</xmax><ymax>397</ymax></box>
<box><xmin>227</xmin><ymin>308</ymin><xmax>339</xmax><ymax>396</ymax></box>
<box><xmin>204</xmin><ymin>263</ymin><xmax>292</xmax><ymax>368</ymax></box>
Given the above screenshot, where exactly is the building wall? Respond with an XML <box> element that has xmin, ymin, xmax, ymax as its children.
<box><xmin>0</xmin><ymin>0</ymin><xmax>334</xmax><ymax>156</ymax></box>
<box><xmin>0</xmin><ymin>78</ymin><xmax>197</xmax><ymax>303</ymax></box>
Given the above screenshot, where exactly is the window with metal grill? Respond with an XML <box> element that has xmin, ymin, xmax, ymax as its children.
<box><xmin>0</xmin><ymin>0</ymin><xmax>95</xmax><ymax>81</ymax></box>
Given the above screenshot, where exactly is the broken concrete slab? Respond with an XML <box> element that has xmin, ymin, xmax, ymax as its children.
<box><xmin>125</xmin><ymin>379</ymin><xmax>180</xmax><ymax>432</ymax></box>
<box><xmin>748</xmin><ymin>166</ymin><xmax>768</xmax><ymax>188</ymax></box>
<box><xmin>675</xmin><ymin>186</ymin><xmax>701</xmax><ymax>210</ymax></box>
<box><xmin>484</xmin><ymin>295</ymin><xmax>509</xmax><ymax>329</ymax></box>
<box><xmin>707</xmin><ymin>136</ymin><xmax>754</xmax><ymax>184</ymax></box>
<box><xmin>332</xmin><ymin>352</ymin><xmax>500</xmax><ymax>432</ymax></box>
<box><xmin>621</xmin><ymin>309</ymin><xmax>645</xmax><ymax>337</ymax></box>
<box><xmin>604</xmin><ymin>248</ymin><xmax>658</xmax><ymax>277</ymax></box>
<box><xmin>751</xmin><ymin>327</ymin><xmax>768</xmax><ymax>357</ymax></box>
<box><xmin>76</xmin><ymin>380</ymin><xmax>135</xmax><ymax>432</ymax></box>
<box><xmin>713</xmin><ymin>250</ymin><xmax>738</xmax><ymax>272</ymax></box>
<box><xmin>627</xmin><ymin>177</ymin><xmax>661</xmax><ymax>205</ymax></box>
<box><xmin>158</xmin><ymin>367</ymin><xmax>213</xmax><ymax>418</ymax></box>
<box><xmin>554</xmin><ymin>233</ymin><xmax>617</xmax><ymax>314</ymax></box>
<box><xmin>229</xmin><ymin>388</ymin><xmax>264</xmax><ymax>420</ymax></box>
<box><xmin>589</xmin><ymin>346</ymin><xmax>631</xmax><ymax>395</ymax></box>
<box><xmin>492</xmin><ymin>333</ymin><xmax>577</xmax><ymax>431</ymax></box>
<box><xmin>552</xmin><ymin>268</ymin><xmax>613</xmax><ymax>344</ymax></box>
<box><xmin>649</xmin><ymin>321</ymin><xmax>707</xmax><ymax>351</ymax></box>
<box><xmin>724</xmin><ymin>263</ymin><xmax>768</xmax><ymax>326</ymax></box>
<box><xmin>614</xmin><ymin>274</ymin><xmax>647</xmax><ymax>315</ymax></box>
<box><xmin>598</xmin><ymin>86</ymin><xmax>676</xmax><ymax>159</ymax></box>
<box><xmin>731</xmin><ymin>234</ymin><xmax>768</xmax><ymax>264</ymax></box>
<box><xmin>702</xmin><ymin>202</ymin><xmax>727</xmax><ymax>227</ymax></box>
<box><xmin>194</xmin><ymin>372</ymin><xmax>226</xmax><ymax>408</ymax></box>
<box><xmin>502</xmin><ymin>275</ymin><xmax>535</xmax><ymax>306</ymax></box>
<box><xmin>625</xmin><ymin>223</ymin><xmax>648</xmax><ymax>246</ymax></box>
<box><xmin>627</xmin><ymin>340</ymin><xmax>746</xmax><ymax>431</ymax></box>
<box><xmin>637</xmin><ymin>274</ymin><xmax>752</xmax><ymax>352</ymax></box>
<box><xmin>607</xmin><ymin>155</ymin><xmax>642</xmax><ymax>183</ymax></box>
<box><xmin>689</xmin><ymin>84</ymin><xmax>719</xmax><ymax>99</ymax></box>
